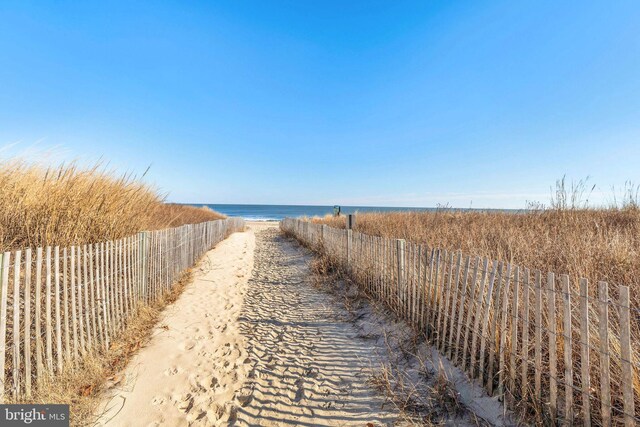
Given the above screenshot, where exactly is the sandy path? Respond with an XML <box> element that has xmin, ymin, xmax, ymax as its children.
<box><xmin>98</xmin><ymin>230</ymin><xmax>255</xmax><ymax>426</ymax></box>
<box><xmin>97</xmin><ymin>223</ymin><xmax>397</xmax><ymax>426</ymax></box>
<box><xmin>236</xmin><ymin>227</ymin><xmax>397</xmax><ymax>426</ymax></box>
<box><xmin>96</xmin><ymin>223</ymin><xmax>510</xmax><ymax>426</ymax></box>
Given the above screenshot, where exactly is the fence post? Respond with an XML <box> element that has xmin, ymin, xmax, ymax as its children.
<box><xmin>579</xmin><ymin>278</ymin><xmax>591</xmax><ymax>427</ymax></box>
<box><xmin>347</xmin><ymin>214</ymin><xmax>356</xmax><ymax>230</ymax></box>
<box><xmin>0</xmin><ymin>252</ymin><xmax>7</xmax><ymax>402</ymax></box>
<box><xmin>346</xmin><ymin>229</ymin><xmax>353</xmax><ymax>268</ymax></box>
<box><xmin>598</xmin><ymin>281</ymin><xmax>611</xmax><ymax>426</ymax></box>
<box><xmin>619</xmin><ymin>285</ymin><xmax>635</xmax><ymax>427</ymax></box>
<box><xmin>139</xmin><ymin>231</ymin><xmax>148</xmax><ymax>302</ymax></box>
<box><xmin>547</xmin><ymin>272</ymin><xmax>558</xmax><ymax>422</ymax></box>
<box><xmin>396</xmin><ymin>239</ymin><xmax>406</xmax><ymax>309</ymax></box>
<box><xmin>561</xmin><ymin>274</ymin><xmax>574</xmax><ymax>424</ymax></box>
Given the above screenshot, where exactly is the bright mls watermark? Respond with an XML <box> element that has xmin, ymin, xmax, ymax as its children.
<box><xmin>0</xmin><ymin>405</ymin><xmax>69</xmax><ymax>426</ymax></box>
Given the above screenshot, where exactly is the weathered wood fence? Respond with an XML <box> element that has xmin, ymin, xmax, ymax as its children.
<box><xmin>0</xmin><ymin>217</ymin><xmax>244</xmax><ymax>401</ymax></box>
<box><xmin>281</xmin><ymin>218</ymin><xmax>639</xmax><ymax>426</ymax></box>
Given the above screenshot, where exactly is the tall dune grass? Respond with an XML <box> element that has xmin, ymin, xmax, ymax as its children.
<box><xmin>0</xmin><ymin>158</ymin><xmax>227</xmax><ymax>423</ymax></box>
<box><xmin>0</xmin><ymin>160</ymin><xmax>224</xmax><ymax>251</ymax></box>
<box><xmin>311</xmin><ymin>184</ymin><xmax>640</xmax><ymax>307</ymax></box>
<box><xmin>148</xmin><ymin>203</ymin><xmax>225</xmax><ymax>229</ymax></box>
<box><xmin>308</xmin><ymin>181</ymin><xmax>640</xmax><ymax>424</ymax></box>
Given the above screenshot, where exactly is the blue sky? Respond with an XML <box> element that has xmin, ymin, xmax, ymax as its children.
<box><xmin>1</xmin><ymin>1</ymin><xmax>639</xmax><ymax>208</ymax></box>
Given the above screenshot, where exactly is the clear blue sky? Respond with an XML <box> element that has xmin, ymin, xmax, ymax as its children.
<box><xmin>1</xmin><ymin>1</ymin><xmax>639</xmax><ymax>208</ymax></box>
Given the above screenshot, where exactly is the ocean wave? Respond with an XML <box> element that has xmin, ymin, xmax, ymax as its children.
<box><xmin>242</xmin><ymin>216</ymin><xmax>280</xmax><ymax>222</ymax></box>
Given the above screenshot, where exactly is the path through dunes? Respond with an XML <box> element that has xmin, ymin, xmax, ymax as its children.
<box><xmin>97</xmin><ymin>227</ymin><xmax>256</xmax><ymax>426</ymax></box>
<box><xmin>235</xmin><ymin>227</ymin><xmax>396</xmax><ymax>426</ymax></box>
<box><xmin>97</xmin><ymin>222</ymin><xmax>507</xmax><ymax>426</ymax></box>
<box><xmin>97</xmin><ymin>222</ymin><xmax>397</xmax><ymax>426</ymax></box>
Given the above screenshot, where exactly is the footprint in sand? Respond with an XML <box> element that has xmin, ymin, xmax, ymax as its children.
<box><xmin>186</xmin><ymin>410</ymin><xmax>208</xmax><ymax>423</ymax></box>
<box><xmin>209</xmin><ymin>376</ymin><xmax>219</xmax><ymax>389</ymax></box>
<box><xmin>181</xmin><ymin>341</ymin><xmax>196</xmax><ymax>351</ymax></box>
<box><xmin>177</xmin><ymin>397</ymin><xmax>193</xmax><ymax>413</ymax></box>
<box><xmin>235</xmin><ymin>389</ymin><xmax>253</xmax><ymax>407</ymax></box>
<box><xmin>151</xmin><ymin>395</ymin><xmax>166</xmax><ymax>405</ymax></box>
<box><xmin>188</xmin><ymin>373</ymin><xmax>203</xmax><ymax>387</ymax></box>
<box><xmin>164</xmin><ymin>366</ymin><xmax>180</xmax><ymax>376</ymax></box>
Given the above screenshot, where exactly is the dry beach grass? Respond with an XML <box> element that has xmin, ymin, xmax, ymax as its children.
<box><xmin>0</xmin><ymin>159</ymin><xmax>224</xmax><ymax>251</ymax></box>
<box><xmin>0</xmin><ymin>159</ymin><xmax>226</xmax><ymax>423</ymax></box>
<box><xmin>312</xmin><ymin>205</ymin><xmax>640</xmax><ymax>310</ymax></box>
<box><xmin>307</xmin><ymin>186</ymin><xmax>640</xmax><ymax>424</ymax></box>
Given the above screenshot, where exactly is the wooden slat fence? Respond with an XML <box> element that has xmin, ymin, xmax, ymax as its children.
<box><xmin>0</xmin><ymin>217</ymin><xmax>244</xmax><ymax>401</ymax></box>
<box><xmin>282</xmin><ymin>218</ymin><xmax>640</xmax><ymax>426</ymax></box>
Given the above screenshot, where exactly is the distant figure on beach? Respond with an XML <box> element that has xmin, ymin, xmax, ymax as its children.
<box><xmin>333</xmin><ymin>205</ymin><xmax>341</xmax><ymax>216</ymax></box>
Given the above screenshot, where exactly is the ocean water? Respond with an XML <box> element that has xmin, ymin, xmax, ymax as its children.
<box><xmin>200</xmin><ymin>204</ymin><xmax>435</xmax><ymax>221</ymax></box>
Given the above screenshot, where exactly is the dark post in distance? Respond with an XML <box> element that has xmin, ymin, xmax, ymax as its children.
<box><xmin>347</xmin><ymin>214</ymin><xmax>356</xmax><ymax>230</ymax></box>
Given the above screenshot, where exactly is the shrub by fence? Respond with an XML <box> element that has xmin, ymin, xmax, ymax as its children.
<box><xmin>281</xmin><ymin>218</ymin><xmax>639</xmax><ymax>426</ymax></box>
<box><xmin>0</xmin><ymin>217</ymin><xmax>244</xmax><ymax>400</ymax></box>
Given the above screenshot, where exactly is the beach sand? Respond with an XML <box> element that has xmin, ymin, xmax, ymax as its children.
<box><xmin>96</xmin><ymin>222</ymin><xmax>509</xmax><ymax>426</ymax></box>
<box><xmin>96</xmin><ymin>225</ymin><xmax>256</xmax><ymax>426</ymax></box>
<box><xmin>234</xmin><ymin>226</ymin><xmax>396</xmax><ymax>426</ymax></box>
